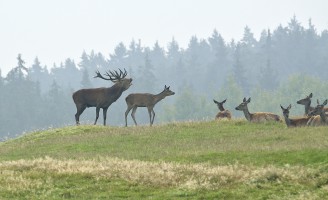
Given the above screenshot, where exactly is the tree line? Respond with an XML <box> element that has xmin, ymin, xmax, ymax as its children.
<box><xmin>1</xmin><ymin>16</ymin><xmax>328</xmax><ymax>139</ymax></box>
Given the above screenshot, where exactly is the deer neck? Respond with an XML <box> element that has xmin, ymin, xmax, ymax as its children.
<box><xmin>107</xmin><ymin>83</ymin><xmax>125</xmax><ymax>99</ymax></box>
<box><xmin>242</xmin><ymin>106</ymin><xmax>252</xmax><ymax>121</ymax></box>
<box><xmin>218</xmin><ymin>105</ymin><xmax>225</xmax><ymax>111</ymax></box>
<box><xmin>304</xmin><ymin>102</ymin><xmax>313</xmax><ymax>115</ymax></box>
<box><xmin>320</xmin><ymin>111</ymin><xmax>327</xmax><ymax>123</ymax></box>
<box><xmin>154</xmin><ymin>91</ymin><xmax>167</xmax><ymax>104</ymax></box>
<box><xmin>283</xmin><ymin>114</ymin><xmax>291</xmax><ymax>127</ymax></box>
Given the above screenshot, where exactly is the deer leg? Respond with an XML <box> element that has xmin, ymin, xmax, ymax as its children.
<box><xmin>75</xmin><ymin>112</ymin><xmax>80</xmax><ymax>125</ymax></box>
<box><xmin>131</xmin><ymin>107</ymin><xmax>138</xmax><ymax>126</ymax></box>
<box><xmin>103</xmin><ymin>108</ymin><xmax>108</xmax><ymax>126</ymax></box>
<box><xmin>94</xmin><ymin>107</ymin><xmax>100</xmax><ymax>125</ymax></box>
<box><xmin>147</xmin><ymin>107</ymin><xmax>152</xmax><ymax>126</ymax></box>
<box><xmin>151</xmin><ymin>109</ymin><xmax>156</xmax><ymax>125</ymax></box>
<box><xmin>75</xmin><ymin>105</ymin><xmax>86</xmax><ymax>125</ymax></box>
<box><xmin>125</xmin><ymin>106</ymin><xmax>133</xmax><ymax>127</ymax></box>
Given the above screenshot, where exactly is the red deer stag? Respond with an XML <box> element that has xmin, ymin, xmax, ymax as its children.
<box><xmin>213</xmin><ymin>99</ymin><xmax>232</xmax><ymax>120</ymax></box>
<box><xmin>307</xmin><ymin>99</ymin><xmax>328</xmax><ymax>126</ymax></box>
<box><xmin>73</xmin><ymin>69</ymin><xmax>132</xmax><ymax>126</ymax></box>
<box><xmin>235</xmin><ymin>97</ymin><xmax>280</xmax><ymax>122</ymax></box>
<box><xmin>280</xmin><ymin>104</ymin><xmax>310</xmax><ymax>127</ymax></box>
<box><xmin>296</xmin><ymin>93</ymin><xmax>328</xmax><ymax>116</ymax></box>
<box><xmin>125</xmin><ymin>85</ymin><xmax>175</xmax><ymax>127</ymax></box>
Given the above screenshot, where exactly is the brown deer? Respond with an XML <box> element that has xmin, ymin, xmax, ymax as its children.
<box><xmin>235</xmin><ymin>97</ymin><xmax>280</xmax><ymax>122</ymax></box>
<box><xmin>125</xmin><ymin>85</ymin><xmax>175</xmax><ymax>127</ymax></box>
<box><xmin>307</xmin><ymin>99</ymin><xmax>328</xmax><ymax>126</ymax></box>
<box><xmin>213</xmin><ymin>99</ymin><xmax>232</xmax><ymax>120</ymax></box>
<box><xmin>72</xmin><ymin>69</ymin><xmax>132</xmax><ymax>126</ymax></box>
<box><xmin>280</xmin><ymin>104</ymin><xmax>310</xmax><ymax>127</ymax></box>
<box><xmin>296</xmin><ymin>93</ymin><xmax>314</xmax><ymax>116</ymax></box>
<box><xmin>296</xmin><ymin>93</ymin><xmax>328</xmax><ymax>116</ymax></box>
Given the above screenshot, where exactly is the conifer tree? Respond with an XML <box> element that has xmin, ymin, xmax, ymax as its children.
<box><xmin>232</xmin><ymin>43</ymin><xmax>249</xmax><ymax>95</ymax></box>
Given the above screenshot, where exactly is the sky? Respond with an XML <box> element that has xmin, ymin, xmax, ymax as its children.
<box><xmin>0</xmin><ymin>0</ymin><xmax>328</xmax><ymax>75</ymax></box>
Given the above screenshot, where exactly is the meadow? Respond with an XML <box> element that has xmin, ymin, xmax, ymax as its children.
<box><xmin>0</xmin><ymin>120</ymin><xmax>328</xmax><ymax>199</ymax></box>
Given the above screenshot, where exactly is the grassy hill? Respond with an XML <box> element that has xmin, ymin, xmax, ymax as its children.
<box><xmin>1</xmin><ymin>120</ymin><xmax>328</xmax><ymax>199</ymax></box>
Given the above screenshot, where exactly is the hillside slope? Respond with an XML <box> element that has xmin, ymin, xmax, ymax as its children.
<box><xmin>1</xmin><ymin>120</ymin><xmax>328</xmax><ymax>199</ymax></box>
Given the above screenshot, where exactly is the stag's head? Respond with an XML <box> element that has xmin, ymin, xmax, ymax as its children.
<box><xmin>235</xmin><ymin>97</ymin><xmax>251</xmax><ymax>111</ymax></box>
<box><xmin>280</xmin><ymin>104</ymin><xmax>292</xmax><ymax>118</ymax></box>
<box><xmin>308</xmin><ymin>99</ymin><xmax>328</xmax><ymax>116</ymax></box>
<box><xmin>297</xmin><ymin>93</ymin><xmax>312</xmax><ymax>106</ymax></box>
<box><xmin>95</xmin><ymin>68</ymin><xmax>132</xmax><ymax>91</ymax></box>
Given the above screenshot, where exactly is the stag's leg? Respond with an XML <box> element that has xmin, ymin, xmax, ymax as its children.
<box><xmin>94</xmin><ymin>107</ymin><xmax>100</xmax><ymax>125</ymax></box>
<box><xmin>75</xmin><ymin>105</ymin><xmax>86</xmax><ymax>125</ymax></box>
<box><xmin>131</xmin><ymin>106</ymin><xmax>138</xmax><ymax>126</ymax></box>
<box><xmin>103</xmin><ymin>107</ymin><xmax>108</xmax><ymax>126</ymax></box>
<box><xmin>125</xmin><ymin>105</ymin><xmax>133</xmax><ymax>127</ymax></box>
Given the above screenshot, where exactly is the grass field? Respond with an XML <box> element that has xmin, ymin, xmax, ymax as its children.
<box><xmin>0</xmin><ymin>120</ymin><xmax>328</xmax><ymax>199</ymax></box>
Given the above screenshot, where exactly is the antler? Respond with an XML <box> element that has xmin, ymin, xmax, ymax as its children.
<box><xmin>94</xmin><ymin>70</ymin><xmax>111</xmax><ymax>80</ymax></box>
<box><xmin>94</xmin><ymin>68</ymin><xmax>127</xmax><ymax>82</ymax></box>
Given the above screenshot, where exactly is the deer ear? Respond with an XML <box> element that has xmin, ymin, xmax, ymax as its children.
<box><xmin>243</xmin><ymin>97</ymin><xmax>246</xmax><ymax>102</ymax></box>
<box><xmin>309</xmin><ymin>93</ymin><xmax>313</xmax><ymax>98</ymax></box>
<box><xmin>167</xmin><ymin>86</ymin><xmax>170</xmax><ymax>90</ymax></box>
<box><xmin>222</xmin><ymin>99</ymin><xmax>227</xmax><ymax>103</ymax></box>
<box><xmin>247</xmin><ymin>98</ymin><xmax>251</xmax><ymax>103</ymax></box>
<box><xmin>213</xmin><ymin>99</ymin><xmax>218</xmax><ymax>104</ymax></box>
<box><xmin>288</xmin><ymin>104</ymin><xmax>292</xmax><ymax>110</ymax></box>
<box><xmin>164</xmin><ymin>85</ymin><xmax>167</xmax><ymax>89</ymax></box>
<box><xmin>323</xmin><ymin>99</ymin><xmax>328</xmax><ymax>106</ymax></box>
<box><xmin>280</xmin><ymin>105</ymin><xmax>284</xmax><ymax>110</ymax></box>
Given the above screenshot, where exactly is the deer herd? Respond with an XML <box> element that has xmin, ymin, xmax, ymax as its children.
<box><xmin>73</xmin><ymin>68</ymin><xmax>328</xmax><ymax>128</ymax></box>
<box><xmin>214</xmin><ymin>93</ymin><xmax>328</xmax><ymax>127</ymax></box>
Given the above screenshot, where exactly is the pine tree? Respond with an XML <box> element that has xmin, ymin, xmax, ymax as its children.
<box><xmin>127</xmin><ymin>39</ymin><xmax>144</xmax><ymax>68</ymax></box>
<box><xmin>241</xmin><ymin>26</ymin><xmax>257</xmax><ymax>48</ymax></box>
<box><xmin>258</xmin><ymin>29</ymin><xmax>278</xmax><ymax>91</ymax></box>
<box><xmin>109</xmin><ymin>42</ymin><xmax>127</xmax><ymax>67</ymax></box>
<box><xmin>6</xmin><ymin>54</ymin><xmax>28</xmax><ymax>82</ymax></box>
<box><xmin>136</xmin><ymin>53</ymin><xmax>156</xmax><ymax>92</ymax></box>
<box><xmin>167</xmin><ymin>37</ymin><xmax>180</xmax><ymax>65</ymax></box>
<box><xmin>259</xmin><ymin>59</ymin><xmax>278</xmax><ymax>91</ymax></box>
<box><xmin>207</xmin><ymin>29</ymin><xmax>229</xmax><ymax>89</ymax></box>
<box><xmin>150</xmin><ymin>41</ymin><xmax>166</xmax><ymax>69</ymax></box>
<box><xmin>28</xmin><ymin>57</ymin><xmax>50</xmax><ymax>93</ymax></box>
<box><xmin>79</xmin><ymin>51</ymin><xmax>91</xmax><ymax>70</ymax></box>
<box><xmin>232</xmin><ymin>43</ymin><xmax>249</xmax><ymax>95</ymax></box>
<box><xmin>81</xmin><ymin>69</ymin><xmax>92</xmax><ymax>88</ymax></box>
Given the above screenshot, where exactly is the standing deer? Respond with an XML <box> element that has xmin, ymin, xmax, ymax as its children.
<box><xmin>307</xmin><ymin>99</ymin><xmax>328</xmax><ymax>126</ymax></box>
<box><xmin>125</xmin><ymin>85</ymin><xmax>175</xmax><ymax>127</ymax></box>
<box><xmin>280</xmin><ymin>104</ymin><xmax>310</xmax><ymax>127</ymax></box>
<box><xmin>235</xmin><ymin>97</ymin><xmax>280</xmax><ymax>122</ymax></box>
<box><xmin>213</xmin><ymin>99</ymin><xmax>232</xmax><ymax>120</ymax></box>
<box><xmin>72</xmin><ymin>69</ymin><xmax>132</xmax><ymax>126</ymax></box>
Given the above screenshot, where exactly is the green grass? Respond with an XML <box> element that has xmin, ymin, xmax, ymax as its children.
<box><xmin>1</xmin><ymin>120</ymin><xmax>328</xmax><ymax>199</ymax></box>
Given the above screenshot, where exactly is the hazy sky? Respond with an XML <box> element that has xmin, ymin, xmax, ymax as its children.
<box><xmin>0</xmin><ymin>0</ymin><xmax>327</xmax><ymax>75</ymax></box>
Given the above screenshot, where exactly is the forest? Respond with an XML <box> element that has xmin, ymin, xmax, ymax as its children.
<box><xmin>1</xmin><ymin>16</ymin><xmax>328</xmax><ymax>139</ymax></box>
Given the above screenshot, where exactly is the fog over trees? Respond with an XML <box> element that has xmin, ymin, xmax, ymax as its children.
<box><xmin>1</xmin><ymin>16</ymin><xmax>328</xmax><ymax>139</ymax></box>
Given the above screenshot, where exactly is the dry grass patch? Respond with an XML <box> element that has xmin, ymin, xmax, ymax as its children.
<box><xmin>0</xmin><ymin>156</ymin><xmax>325</xmax><ymax>191</ymax></box>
